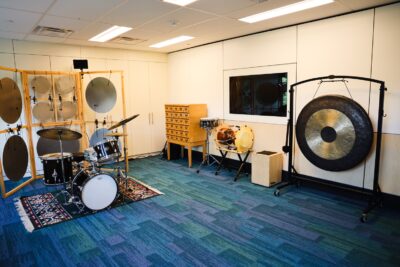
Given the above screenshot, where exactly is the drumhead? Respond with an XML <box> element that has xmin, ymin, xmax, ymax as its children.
<box><xmin>55</xmin><ymin>76</ymin><xmax>75</xmax><ymax>95</ymax></box>
<box><xmin>57</xmin><ymin>101</ymin><xmax>76</xmax><ymax>120</ymax></box>
<box><xmin>32</xmin><ymin>102</ymin><xmax>54</xmax><ymax>122</ymax></box>
<box><xmin>81</xmin><ymin>174</ymin><xmax>118</xmax><ymax>210</ymax></box>
<box><xmin>235</xmin><ymin>126</ymin><xmax>254</xmax><ymax>153</ymax></box>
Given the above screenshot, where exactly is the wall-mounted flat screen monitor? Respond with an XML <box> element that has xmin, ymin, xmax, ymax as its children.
<box><xmin>229</xmin><ymin>72</ymin><xmax>287</xmax><ymax>117</ymax></box>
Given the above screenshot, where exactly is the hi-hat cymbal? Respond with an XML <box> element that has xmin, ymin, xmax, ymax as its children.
<box><xmin>37</xmin><ymin>128</ymin><xmax>82</xmax><ymax>141</ymax></box>
<box><xmin>105</xmin><ymin>132</ymin><xmax>127</xmax><ymax>137</ymax></box>
<box><xmin>108</xmin><ymin>114</ymin><xmax>139</xmax><ymax>130</ymax></box>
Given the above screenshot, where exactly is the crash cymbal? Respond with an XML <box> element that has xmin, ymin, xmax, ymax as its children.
<box><xmin>55</xmin><ymin>76</ymin><xmax>75</xmax><ymax>95</ymax></box>
<box><xmin>105</xmin><ymin>132</ymin><xmax>127</xmax><ymax>137</ymax></box>
<box><xmin>37</xmin><ymin>127</ymin><xmax>82</xmax><ymax>141</ymax></box>
<box><xmin>108</xmin><ymin>114</ymin><xmax>139</xmax><ymax>130</ymax></box>
<box><xmin>296</xmin><ymin>95</ymin><xmax>373</xmax><ymax>171</ymax></box>
<box><xmin>3</xmin><ymin>135</ymin><xmax>28</xmax><ymax>182</ymax></box>
<box><xmin>32</xmin><ymin>102</ymin><xmax>54</xmax><ymax>122</ymax></box>
<box><xmin>57</xmin><ymin>101</ymin><xmax>77</xmax><ymax>120</ymax></box>
<box><xmin>31</xmin><ymin>76</ymin><xmax>51</xmax><ymax>94</ymax></box>
<box><xmin>86</xmin><ymin>77</ymin><xmax>117</xmax><ymax>113</ymax></box>
<box><xmin>0</xmin><ymin>77</ymin><xmax>23</xmax><ymax>124</ymax></box>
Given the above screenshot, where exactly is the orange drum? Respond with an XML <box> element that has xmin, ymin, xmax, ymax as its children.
<box><xmin>214</xmin><ymin>124</ymin><xmax>254</xmax><ymax>153</ymax></box>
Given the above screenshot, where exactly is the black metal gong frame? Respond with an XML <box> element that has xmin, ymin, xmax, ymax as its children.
<box><xmin>274</xmin><ymin>75</ymin><xmax>386</xmax><ymax>223</ymax></box>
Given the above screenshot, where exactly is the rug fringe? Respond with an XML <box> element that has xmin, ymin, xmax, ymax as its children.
<box><xmin>14</xmin><ymin>198</ymin><xmax>34</xmax><ymax>233</ymax></box>
<box><xmin>128</xmin><ymin>176</ymin><xmax>164</xmax><ymax>195</ymax></box>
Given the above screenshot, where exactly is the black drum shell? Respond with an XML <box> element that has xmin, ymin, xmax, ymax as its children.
<box><xmin>42</xmin><ymin>156</ymin><xmax>73</xmax><ymax>185</ymax></box>
<box><xmin>295</xmin><ymin>95</ymin><xmax>373</xmax><ymax>171</ymax></box>
<box><xmin>93</xmin><ymin>139</ymin><xmax>121</xmax><ymax>163</ymax></box>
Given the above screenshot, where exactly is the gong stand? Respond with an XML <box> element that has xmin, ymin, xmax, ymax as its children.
<box><xmin>274</xmin><ymin>75</ymin><xmax>386</xmax><ymax>222</ymax></box>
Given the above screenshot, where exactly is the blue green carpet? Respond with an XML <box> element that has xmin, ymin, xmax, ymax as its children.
<box><xmin>1</xmin><ymin>156</ymin><xmax>399</xmax><ymax>266</ymax></box>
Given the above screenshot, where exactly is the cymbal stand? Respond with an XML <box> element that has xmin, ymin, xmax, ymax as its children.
<box><xmin>57</xmin><ymin>130</ymin><xmax>72</xmax><ymax>204</ymax></box>
<box><xmin>197</xmin><ymin>127</ymin><xmax>220</xmax><ymax>174</ymax></box>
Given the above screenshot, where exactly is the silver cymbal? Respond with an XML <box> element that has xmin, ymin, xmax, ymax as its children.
<box><xmin>0</xmin><ymin>77</ymin><xmax>23</xmax><ymax>124</ymax></box>
<box><xmin>57</xmin><ymin>101</ymin><xmax>77</xmax><ymax>120</ymax></box>
<box><xmin>86</xmin><ymin>77</ymin><xmax>117</xmax><ymax>113</ymax></box>
<box><xmin>31</xmin><ymin>76</ymin><xmax>51</xmax><ymax>94</ymax></box>
<box><xmin>32</xmin><ymin>102</ymin><xmax>54</xmax><ymax>122</ymax></box>
<box><xmin>55</xmin><ymin>76</ymin><xmax>75</xmax><ymax>95</ymax></box>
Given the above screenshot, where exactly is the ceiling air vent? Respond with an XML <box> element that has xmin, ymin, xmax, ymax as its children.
<box><xmin>33</xmin><ymin>25</ymin><xmax>74</xmax><ymax>38</ymax></box>
<box><xmin>110</xmin><ymin>36</ymin><xmax>145</xmax><ymax>45</ymax></box>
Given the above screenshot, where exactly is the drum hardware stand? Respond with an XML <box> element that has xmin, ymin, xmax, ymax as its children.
<box><xmin>196</xmin><ymin>127</ymin><xmax>220</xmax><ymax>173</ymax></box>
<box><xmin>214</xmin><ymin>148</ymin><xmax>251</xmax><ymax>181</ymax></box>
<box><xmin>274</xmin><ymin>75</ymin><xmax>386</xmax><ymax>223</ymax></box>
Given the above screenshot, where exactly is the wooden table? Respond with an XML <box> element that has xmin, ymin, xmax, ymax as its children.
<box><xmin>167</xmin><ymin>140</ymin><xmax>206</xmax><ymax>168</ymax></box>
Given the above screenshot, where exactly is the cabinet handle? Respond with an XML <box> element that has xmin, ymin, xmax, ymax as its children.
<box><xmin>151</xmin><ymin>112</ymin><xmax>154</xmax><ymax>124</ymax></box>
<box><xmin>148</xmin><ymin>113</ymin><xmax>151</xmax><ymax>124</ymax></box>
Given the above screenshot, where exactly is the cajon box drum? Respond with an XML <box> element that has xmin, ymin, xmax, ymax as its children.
<box><xmin>251</xmin><ymin>151</ymin><xmax>283</xmax><ymax>187</ymax></box>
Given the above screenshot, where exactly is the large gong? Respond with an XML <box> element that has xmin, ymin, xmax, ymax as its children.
<box><xmin>296</xmin><ymin>95</ymin><xmax>373</xmax><ymax>171</ymax></box>
<box><xmin>0</xmin><ymin>77</ymin><xmax>23</xmax><ymax>124</ymax></box>
<box><xmin>86</xmin><ymin>77</ymin><xmax>117</xmax><ymax>113</ymax></box>
<box><xmin>3</xmin><ymin>135</ymin><xmax>29</xmax><ymax>181</ymax></box>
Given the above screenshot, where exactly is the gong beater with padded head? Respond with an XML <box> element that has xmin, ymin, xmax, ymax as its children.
<box><xmin>296</xmin><ymin>95</ymin><xmax>373</xmax><ymax>171</ymax></box>
<box><xmin>86</xmin><ymin>77</ymin><xmax>117</xmax><ymax>113</ymax></box>
<box><xmin>3</xmin><ymin>135</ymin><xmax>28</xmax><ymax>181</ymax></box>
<box><xmin>0</xmin><ymin>77</ymin><xmax>23</xmax><ymax>124</ymax></box>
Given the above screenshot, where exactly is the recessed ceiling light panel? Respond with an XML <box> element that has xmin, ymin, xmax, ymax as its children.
<box><xmin>239</xmin><ymin>0</ymin><xmax>334</xmax><ymax>23</ymax></box>
<box><xmin>150</xmin><ymin>35</ymin><xmax>194</xmax><ymax>48</ymax></box>
<box><xmin>89</xmin><ymin>25</ymin><xmax>132</xmax><ymax>42</ymax></box>
<box><xmin>163</xmin><ymin>0</ymin><xmax>198</xmax><ymax>7</ymax></box>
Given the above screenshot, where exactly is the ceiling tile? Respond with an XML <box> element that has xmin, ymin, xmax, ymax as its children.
<box><xmin>68</xmin><ymin>22</ymin><xmax>113</xmax><ymax>40</ymax></box>
<box><xmin>38</xmin><ymin>15</ymin><xmax>91</xmax><ymax>31</ymax></box>
<box><xmin>189</xmin><ymin>0</ymin><xmax>257</xmax><ymax>15</ymax></box>
<box><xmin>0</xmin><ymin>0</ymin><xmax>54</xmax><ymax>13</ymax></box>
<box><xmin>25</xmin><ymin>34</ymin><xmax>66</xmax><ymax>43</ymax></box>
<box><xmin>137</xmin><ymin>8</ymin><xmax>215</xmax><ymax>33</ymax></box>
<box><xmin>0</xmin><ymin>8</ymin><xmax>42</xmax><ymax>33</ymax></box>
<box><xmin>0</xmin><ymin>30</ymin><xmax>26</xmax><ymax>40</ymax></box>
<box><xmin>122</xmin><ymin>29</ymin><xmax>160</xmax><ymax>41</ymax></box>
<box><xmin>48</xmin><ymin>0</ymin><xmax>125</xmax><ymax>21</ymax></box>
<box><xmin>336</xmin><ymin>0</ymin><xmax>398</xmax><ymax>10</ymax></box>
<box><xmin>101</xmin><ymin>0</ymin><xmax>179</xmax><ymax>27</ymax></box>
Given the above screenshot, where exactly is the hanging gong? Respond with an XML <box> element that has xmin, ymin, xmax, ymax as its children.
<box><xmin>57</xmin><ymin>101</ymin><xmax>77</xmax><ymax>120</ymax></box>
<box><xmin>0</xmin><ymin>77</ymin><xmax>23</xmax><ymax>124</ymax></box>
<box><xmin>86</xmin><ymin>77</ymin><xmax>117</xmax><ymax>113</ymax></box>
<box><xmin>3</xmin><ymin>135</ymin><xmax>29</xmax><ymax>182</ymax></box>
<box><xmin>296</xmin><ymin>95</ymin><xmax>373</xmax><ymax>171</ymax></box>
<box><xmin>36</xmin><ymin>136</ymin><xmax>80</xmax><ymax>157</ymax></box>
<box><xmin>31</xmin><ymin>76</ymin><xmax>51</xmax><ymax>94</ymax></box>
<box><xmin>55</xmin><ymin>76</ymin><xmax>75</xmax><ymax>95</ymax></box>
<box><xmin>32</xmin><ymin>102</ymin><xmax>54</xmax><ymax>122</ymax></box>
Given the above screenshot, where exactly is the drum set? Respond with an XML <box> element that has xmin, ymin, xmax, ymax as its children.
<box><xmin>37</xmin><ymin>114</ymin><xmax>139</xmax><ymax>211</ymax></box>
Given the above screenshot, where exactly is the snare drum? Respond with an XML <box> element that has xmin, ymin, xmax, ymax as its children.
<box><xmin>72</xmin><ymin>171</ymin><xmax>118</xmax><ymax>210</ymax></box>
<box><xmin>93</xmin><ymin>139</ymin><xmax>121</xmax><ymax>163</ymax></box>
<box><xmin>40</xmin><ymin>152</ymin><xmax>73</xmax><ymax>185</ymax></box>
<box><xmin>200</xmin><ymin>118</ymin><xmax>219</xmax><ymax>129</ymax></box>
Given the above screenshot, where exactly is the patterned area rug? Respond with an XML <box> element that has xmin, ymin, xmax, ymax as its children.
<box><xmin>15</xmin><ymin>177</ymin><xmax>162</xmax><ymax>232</ymax></box>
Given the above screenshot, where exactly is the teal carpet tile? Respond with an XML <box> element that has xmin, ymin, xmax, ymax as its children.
<box><xmin>1</xmin><ymin>156</ymin><xmax>400</xmax><ymax>267</ymax></box>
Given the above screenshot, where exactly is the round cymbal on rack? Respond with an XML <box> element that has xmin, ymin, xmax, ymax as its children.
<box><xmin>32</xmin><ymin>102</ymin><xmax>54</xmax><ymax>122</ymax></box>
<box><xmin>55</xmin><ymin>76</ymin><xmax>75</xmax><ymax>95</ymax></box>
<box><xmin>3</xmin><ymin>135</ymin><xmax>28</xmax><ymax>182</ymax></box>
<box><xmin>37</xmin><ymin>127</ymin><xmax>82</xmax><ymax>141</ymax></box>
<box><xmin>31</xmin><ymin>76</ymin><xmax>51</xmax><ymax>94</ymax></box>
<box><xmin>57</xmin><ymin>101</ymin><xmax>77</xmax><ymax>120</ymax></box>
<box><xmin>86</xmin><ymin>77</ymin><xmax>117</xmax><ymax>113</ymax></box>
<box><xmin>0</xmin><ymin>77</ymin><xmax>23</xmax><ymax>124</ymax></box>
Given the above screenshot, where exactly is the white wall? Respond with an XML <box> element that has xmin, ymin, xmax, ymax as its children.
<box><xmin>167</xmin><ymin>3</ymin><xmax>400</xmax><ymax>196</ymax></box>
<box><xmin>0</xmin><ymin>39</ymin><xmax>168</xmax><ymax>180</ymax></box>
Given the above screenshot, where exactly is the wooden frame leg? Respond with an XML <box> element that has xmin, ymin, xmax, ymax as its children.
<box><xmin>202</xmin><ymin>142</ymin><xmax>206</xmax><ymax>162</ymax></box>
<box><xmin>167</xmin><ymin>142</ymin><xmax>171</xmax><ymax>160</ymax></box>
<box><xmin>188</xmin><ymin>145</ymin><xmax>192</xmax><ymax>168</ymax></box>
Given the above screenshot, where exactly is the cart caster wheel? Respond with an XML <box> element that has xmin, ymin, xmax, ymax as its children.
<box><xmin>274</xmin><ymin>190</ymin><xmax>280</xmax><ymax>197</ymax></box>
<box><xmin>360</xmin><ymin>213</ymin><xmax>368</xmax><ymax>223</ymax></box>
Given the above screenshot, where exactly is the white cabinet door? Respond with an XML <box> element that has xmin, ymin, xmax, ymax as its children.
<box><xmin>149</xmin><ymin>62</ymin><xmax>168</xmax><ymax>152</ymax></box>
<box><xmin>127</xmin><ymin>61</ymin><xmax>151</xmax><ymax>156</ymax></box>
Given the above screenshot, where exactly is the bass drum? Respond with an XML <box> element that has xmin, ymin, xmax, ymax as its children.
<box><xmin>72</xmin><ymin>172</ymin><xmax>118</xmax><ymax>210</ymax></box>
<box><xmin>214</xmin><ymin>124</ymin><xmax>254</xmax><ymax>153</ymax></box>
